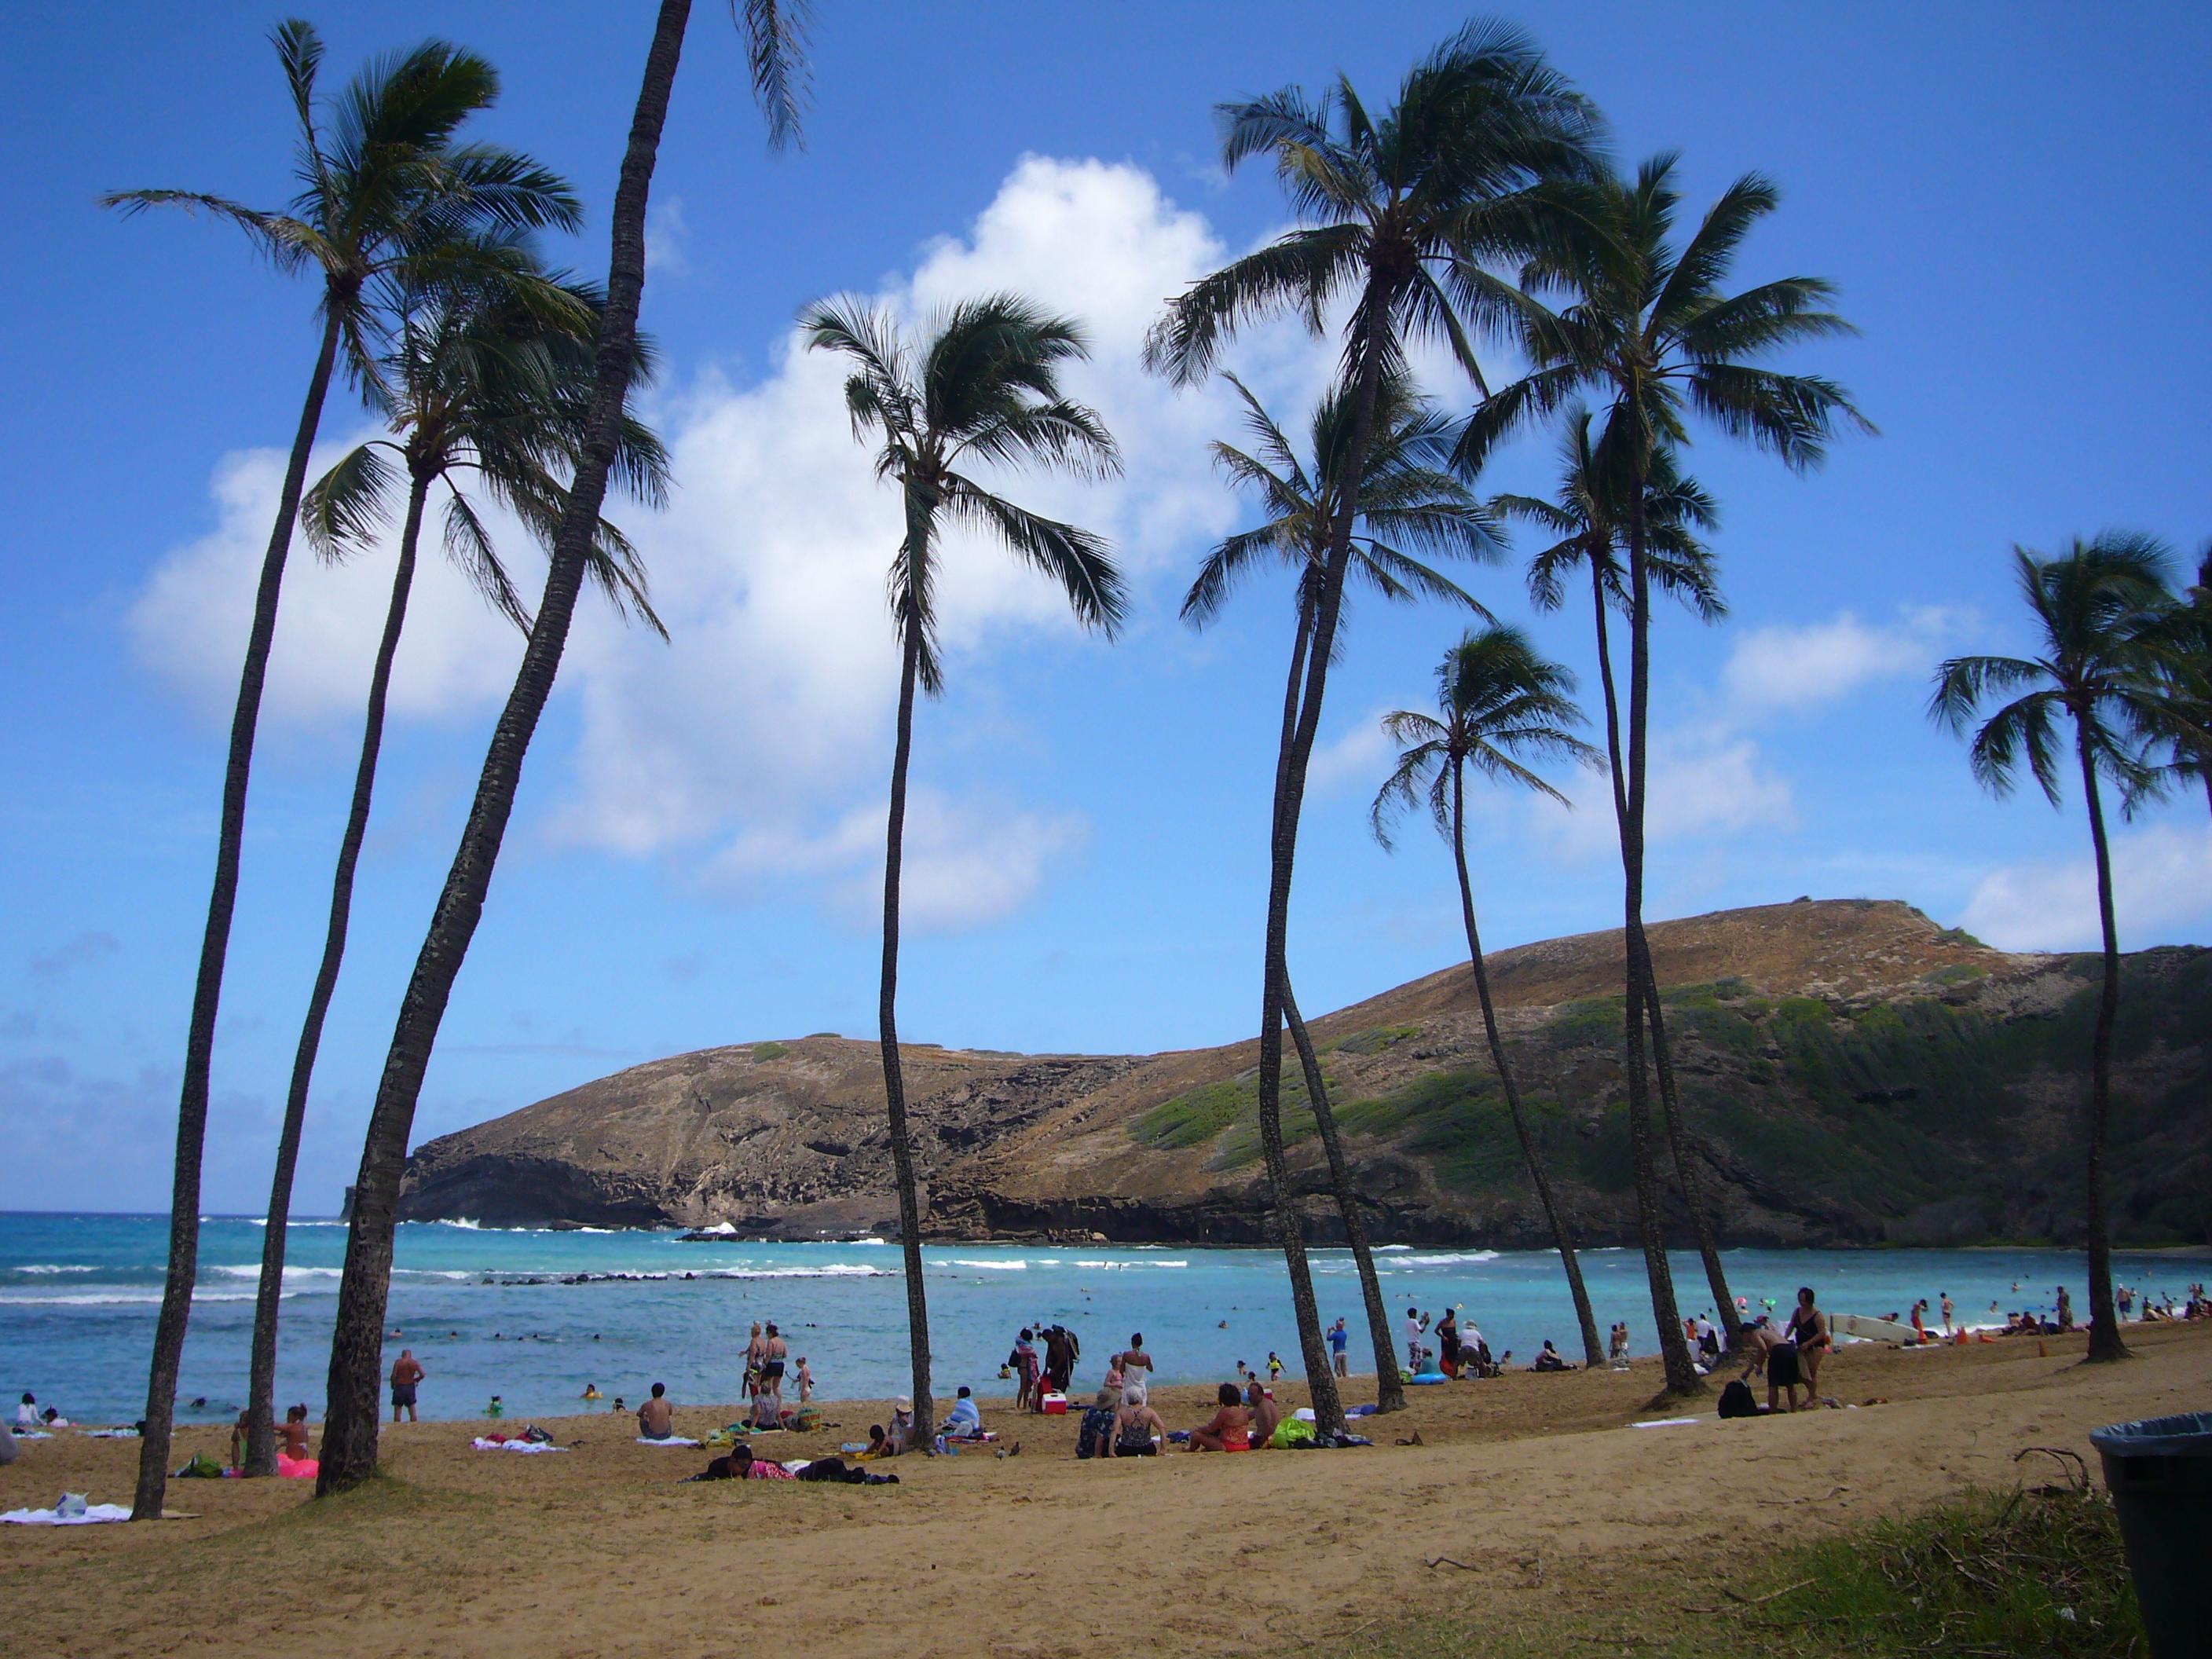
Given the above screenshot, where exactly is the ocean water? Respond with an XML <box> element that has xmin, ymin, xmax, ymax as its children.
<box><xmin>3</xmin><ymin>1212</ymin><xmax>2204</xmax><ymax>1426</ymax></box>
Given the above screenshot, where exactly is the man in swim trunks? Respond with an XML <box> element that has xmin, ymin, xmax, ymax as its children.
<box><xmin>638</xmin><ymin>1382</ymin><xmax>676</xmax><ymax>1440</ymax></box>
<box><xmin>1244</xmin><ymin>1379</ymin><xmax>1280</xmax><ymax>1447</ymax></box>
<box><xmin>390</xmin><ymin>1350</ymin><xmax>424</xmax><ymax>1423</ymax></box>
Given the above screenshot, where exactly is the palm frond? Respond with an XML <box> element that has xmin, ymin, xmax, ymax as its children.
<box><xmin>734</xmin><ymin>0</ymin><xmax>812</xmax><ymax>150</ymax></box>
<box><xmin>300</xmin><ymin>442</ymin><xmax>400</xmax><ymax>562</ymax></box>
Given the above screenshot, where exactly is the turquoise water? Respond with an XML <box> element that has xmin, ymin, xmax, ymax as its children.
<box><xmin>4</xmin><ymin>1212</ymin><xmax>2204</xmax><ymax>1425</ymax></box>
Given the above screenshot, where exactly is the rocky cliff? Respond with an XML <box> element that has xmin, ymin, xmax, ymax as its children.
<box><xmin>395</xmin><ymin>899</ymin><xmax>2212</xmax><ymax>1247</ymax></box>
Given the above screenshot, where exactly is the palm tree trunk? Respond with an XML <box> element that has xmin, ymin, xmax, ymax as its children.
<box><xmin>1451</xmin><ymin>760</ymin><xmax>1603</xmax><ymax>1367</ymax></box>
<box><xmin>1276</xmin><ymin>600</ymin><xmax>1403</xmax><ymax>1411</ymax></box>
<box><xmin>1251</xmin><ymin>284</ymin><xmax>1397</xmax><ymax>1438</ymax></box>
<box><xmin>317</xmin><ymin>0</ymin><xmax>693</xmax><ymax>1495</ymax></box>
<box><xmin>244</xmin><ymin>471</ymin><xmax>428</xmax><ymax>1477</ymax></box>
<box><xmin>2075</xmin><ymin>726</ymin><xmax>2130</xmax><ymax>1364</ymax></box>
<box><xmin>1586</xmin><ymin>561</ymin><xmax>1740</xmax><ymax>1346</ymax></box>
<box><xmin>879</xmin><ymin>619</ymin><xmax>936</xmax><ymax>1437</ymax></box>
<box><xmin>1623</xmin><ymin>498</ymin><xmax>1701</xmax><ymax>1397</ymax></box>
<box><xmin>134</xmin><ymin>302</ymin><xmax>342</xmax><ymax>1521</ymax></box>
<box><xmin>1280</xmin><ymin>976</ymin><xmax>1404</xmax><ymax>1408</ymax></box>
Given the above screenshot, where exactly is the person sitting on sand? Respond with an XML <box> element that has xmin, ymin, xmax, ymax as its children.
<box><xmin>1244</xmin><ymin>1379</ymin><xmax>1280</xmax><ymax>1448</ymax></box>
<box><xmin>1079</xmin><ymin>1386</ymin><xmax>1119</xmax><ymax>1460</ymax></box>
<box><xmin>795</xmin><ymin>1357</ymin><xmax>814</xmax><ymax>1404</ymax></box>
<box><xmin>856</xmin><ymin>1424</ymin><xmax>892</xmax><ymax>1461</ymax></box>
<box><xmin>1111</xmin><ymin>1381</ymin><xmax>1165</xmax><ymax>1458</ymax></box>
<box><xmin>16</xmin><ymin>1393</ymin><xmax>36</xmax><ymax>1428</ymax></box>
<box><xmin>944</xmin><ymin>1386</ymin><xmax>983</xmax><ymax>1440</ymax></box>
<box><xmin>278</xmin><ymin>1403</ymin><xmax>313</xmax><ymax>1462</ymax></box>
<box><xmin>1609</xmin><ymin>1323</ymin><xmax>1631</xmax><ymax>1368</ymax></box>
<box><xmin>887</xmin><ymin>1397</ymin><xmax>917</xmax><ymax>1455</ymax></box>
<box><xmin>1529</xmin><ymin>1340</ymin><xmax>1573</xmax><ymax>1373</ymax></box>
<box><xmin>1187</xmin><ymin>1382</ymin><xmax>1250</xmax><ymax>1452</ymax></box>
<box><xmin>610</xmin><ymin>1396</ymin><xmax>626</xmax><ymax>1413</ymax></box>
<box><xmin>638</xmin><ymin>1382</ymin><xmax>676</xmax><ymax>1440</ymax></box>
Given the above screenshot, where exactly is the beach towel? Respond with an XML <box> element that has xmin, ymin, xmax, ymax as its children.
<box><xmin>10</xmin><ymin>1430</ymin><xmax>54</xmax><ymax>1441</ymax></box>
<box><xmin>1632</xmin><ymin>1417</ymin><xmax>1701</xmax><ymax>1429</ymax></box>
<box><xmin>471</xmin><ymin>1437</ymin><xmax>566</xmax><ymax>1453</ymax></box>
<box><xmin>636</xmin><ymin>1436</ymin><xmax>701</xmax><ymax>1447</ymax></box>
<box><xmin>79</xmin><ymin>1428</ymin><xmax>141</xmax><ymax>1439</ymax></box>
<box><xmin>4</xmin><ymin>1495</ymin><xmax>132</xmax><ymax>1525</ymax></box>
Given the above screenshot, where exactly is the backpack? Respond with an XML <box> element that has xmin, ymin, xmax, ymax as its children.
<box><xmin>1718</xmin><ymin>1378</ymin><xmax>1759</xmax><ymax>1419</ymax></box>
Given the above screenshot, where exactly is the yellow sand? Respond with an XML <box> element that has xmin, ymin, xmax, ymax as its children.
<box><xmin>2</xmin><ymin>1320</ymin><xmax>2205</xmax><ymax>1657</ymax></box>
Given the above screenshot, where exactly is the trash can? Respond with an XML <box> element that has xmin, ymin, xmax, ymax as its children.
<box><xmin>2090</xmin><ymin>1410</ymin><xmax>2212</xmax><ymax>1659</ymax></box>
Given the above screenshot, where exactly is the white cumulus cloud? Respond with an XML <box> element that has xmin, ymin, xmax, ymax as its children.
<box><xmin>1958</xmin><ymin>822</ymin><xmax>2212</xmax><ymax>951</ymax></box>
<box><xmin>1543</xmin><ymin>730</ymin><xmax>1794</xmax><ymax>861</ymax></box>
<box><xmin>1723</xmin><ymin>606</ymin><xmax>1964</xmax><ymax>712</ymax></box>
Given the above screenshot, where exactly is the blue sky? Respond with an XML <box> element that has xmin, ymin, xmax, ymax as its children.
<box><xmin>3</xmin><ymin>3</ymin><xmax>2208</xmax><ymax>1214</ymax></box>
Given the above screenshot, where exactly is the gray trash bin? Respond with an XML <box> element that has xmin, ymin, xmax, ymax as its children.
<box><xmin>2090</xmin><ymin>1409</ymin><xmax>2212</xmax><ymax>1659</ymax></box>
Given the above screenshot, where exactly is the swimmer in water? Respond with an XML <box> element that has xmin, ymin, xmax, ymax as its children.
<box><xmin>581</xmin><ymin>1383</ymin><xmax>602</xmax><ymax>1401</ymax></box>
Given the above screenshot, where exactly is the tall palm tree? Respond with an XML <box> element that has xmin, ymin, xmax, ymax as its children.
<box><xmin>1370</xmin><ymin>627</ymin><xmax>1604</xmax><ymax>1364</ymax></box>
<box><xmin>1463</xmin><ymin>155</ymin><xmax>1867</xmax><ymax>1395</ymax></box>
<box><xmin>803</xmin><ymin>293</ymin><xmax>1123</xmax><ymax>1441</ymax></box>
<box><xmin>1188</xmin><ymin>369</ymin><xmax>1495</xmax><ymax>1407</ymax></box>
<box><xmin>1145</xmin><ymin>20</ymin><xmax>1601</xmax><ymax>1434</ymax></box>
<box><xmin>1494</xmin><ymin>413</ymin><xmax>1748</xmax><ymax>1346</ymax></box>
<box><xmin>2140</xmin><ymin>544</ymin><xmax>2212</xmax><ymax>822</ymax></box>
<box><xmin>102</xmin><ymin>20</ymin><xmax>581</xmax><ymax>1519</ymax></box>
<box><xmin>1930</xmin><ymin>535</ymin><xmax>2177</xmax><ymax>1364</ymax></box>
<box><xmin>240</xmin><ymin>261</ymin><xmax>669</xmax><ymax>1477</ymax></box>
<box><xmin>317</xmin><ymin>0</ymin><xmax>812</xmax><ymax>1496</ymax></box>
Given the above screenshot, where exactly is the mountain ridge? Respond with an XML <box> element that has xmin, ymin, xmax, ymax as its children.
<box><xmin>395</xmin><ymin>898</ymin><xmax>2212</xmax><ymax>1247</ymax></box>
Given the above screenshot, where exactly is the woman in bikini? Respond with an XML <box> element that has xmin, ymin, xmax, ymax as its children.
<box><xmin>1788</xmin><ymin>1287</ymin><xmax>1830</xmax><ymax>1397</ymax></box>
<box><xmin>1186</xmin><ymin>1382</ymin><xmax>1250</xmax><ymax>1452</ymax></box>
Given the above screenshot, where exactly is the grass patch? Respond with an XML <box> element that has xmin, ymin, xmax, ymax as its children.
<box><xmin>1130</xmin><ymin>1076</ymin><xmax>1256</xmax><ymax>1149</ymax></box>
<box><xmin>1339</xmin><ymin>1483</ymin><xmax>2142</xmax><ymax>1659</ymax></box>
<box><xmin>1921</xmin><ymin>962</ymin><xmax>1988</xmax><ymax>985</ymax></box>
<box><xmin>750</xmin><ymin>1042</ymin><xmax>790</xmax><ymax>1062</ymax></box>
<box><xmin>1326</xmin><ymin>1024</ymin><xmax>1418</xmax><ymax>1056</ymax></box>
<box><xmin>1935</xmin><ymin>925</ymin><xmax>1990</xmax><ymax>949</ymax></box>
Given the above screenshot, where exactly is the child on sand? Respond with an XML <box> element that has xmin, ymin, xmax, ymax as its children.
<box><xmin>1266</xmin><ymin>1351</ymin><xmax>1284</xmax><ymax>1382</ymax></box>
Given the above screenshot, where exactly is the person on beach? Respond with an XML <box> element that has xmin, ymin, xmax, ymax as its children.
<box><xmin>1008</xmin><ymin>1328</ymin><xmax>1042</xmax><ymax>1412</ymax></box>
<box><xmin>1436</xmin><ymin>1309</ymin><xmax>1461</xmax><ymax>1377</ymax></box>
<box><xmin>1939</xmin><ymin>1293</ymin><xmax>1954</xmax><ymax>1335</ymax></box>
<box><xmin>1610</xmin><ymin>1323</ymin><xmax>1631</xmax><ymax>1369</ymax></box>
<box><xmin>857</xmin><ymin>1423</ymin><xmax>892</xmax><ymax>1460</ymax></box>
<box><xmin>944</xmin><ymin>1386</ymin><xmax>983</xmax><ymax>1440</ymax></box>
<box><xmin>1788</xmin><ymin>1288</ymin><xmax>1831</xmax><ymax>1394</ymax></box>
<box><xmin>16</xmin><ymin>1393</ymin><xmax>37</xmax><ymax>1428</ymax></box>
<box><xmin>1115</xmin><ymin>1333</ymin><xmax>1153</xmax><ymax>1380</ymax></box>
<box><xmin>756</xmin><ymin>1323</ymin><xmax>789</xmax><ymax>1426</ymax></box>
<box><xmin>1404</xmin><ymin>1307</ymin><xmax>1426</xmax><ymax>1369</ymax></box>
<box><xmin>637</xmin><ymin>1382</ymin><xmax>676</xmax><ymax>1440</ymax></box>
<box><xmin>1741</xmin><ymin>1317</ymin><xmax>1802</xmax><ymax>1412</ymax></box>
<box><xmin>1328</xmin><ymin>1317</ymin><xmax>1350</xmax><ymax>1378</ymax></box>
<box><xmin>389</xmin><ymin>1350</ymin><xmax>424</xmax><ymax>1423</ymax></box>
<box><xmin>1696</xmin><ymin>1315</ymin><xmax>1720</xmax><ymax>1362</ymax></box>
<box><xmin>887</xmin><ymin>1397</ymin><xmax>918</xmax><ymax>1455</ymax></box>
<box><xmin>1079</xmin><ymin>1385</ymin><xmax>1118</xmax><ymax>1459</ymax></box>
<box><xmin>2055</xmin><ymin>1286</ymin><xmax>2074</xmax><ymax>1331</ymax></box>
<box><xmin>1529</xmin><ymin>1340</ymin><xmax>1573</xmax><ymax>1373</ymax></box>
<box><xmin>1042</xmin><ymin>1324</ymin><xmax>1080</xmax><ymax>1393</ymax></box>
<box><xmin>742</xmin><ymin>1322</ymin><xmax>766</xmax><ymax>1419</ymax></box>
<box><xmin>1111</xmin><ymin>1381</ymin><xmax>1165</xmax><ymax>1458</ymax></box>
<box><xmin>795</xmin><ymin>1357</ymin><xmax>814</xmax><ymax>1403</ymax></box>
<box><xmin>1267</xmin><ymin>1351</ymin><xmax>1284</xmax><ymax>1382</ymax></box>
<box><xmin>1244</xmin><ymin>1379</ymin><xmax>1280</xmax><ymax>1447</ymax></box>
<box><xmin>1187</xmin><ymin>1382</ymin><xmax>1251</xmax><ymax>1452</ymax></box>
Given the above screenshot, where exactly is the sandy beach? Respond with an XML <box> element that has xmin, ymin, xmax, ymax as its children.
<box><xmin>2</xmin><ymin>1320</ymin><xmax>2205</xmax><ymax>1657</ymax></box>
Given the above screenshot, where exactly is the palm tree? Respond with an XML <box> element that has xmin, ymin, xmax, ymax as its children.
<box><xmin>240</xmin><ymin>260</ymin><xmax>669</xmax><ymax>1477</ymax></box>
<box><xmin>803</xmin><ymin>292</ymin><xmax>1123</xmax><ymax>1441</ymax></box>
<box><xmin>102</xmin><ymin>20</ymin><xmax>581</xmax><ymax>1519</ymax></box>
<box><xmin>1145</xmin><ymin>20</ymin><xmax>1601</xmax><ymax>1434</ymax></box>
<box><xmin>317</xmin><ymin>0</ymin><xmax>812</xmax><ymax>1496</ymax></box>
<box><xmin>1463</xmin><ymin>155</ymin><xmax>1868</xmax><ymax>1395</ymax></box>
<box><xmin>2140</xmin><ymin>544</ymin><xmax>2212</xmax><ymax>822</ymax></box>
<box><xmin>1371</xmin><ymin>627</ymin><xmax>1605</xmax><ymax>1364</ymax></box>
<box><xmin>1494</xmin><ymin>414</ymin><xmax>1748</xmax><ymax>1347</ymax></box>
<box><xmin>1930</xmin><ymin>535</ymin><xmax>2177</xmax><ymax>1364</ymax></box>
<box><xmin>1188</xmin><ymin>369</ymin><xmax>1495</xmax><ymax>1407</ymax></box>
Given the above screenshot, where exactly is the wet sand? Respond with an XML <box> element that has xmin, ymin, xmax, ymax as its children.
<box><xmin>2</xmin><ymin>1320</ymin><xmax>2206</xmax><ymax>1657</ymax></box>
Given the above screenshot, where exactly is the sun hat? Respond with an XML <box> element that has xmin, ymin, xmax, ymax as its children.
<box><xmin>893</xmin><ymin>1396</ymin><xmax>913</xmax><ymax>1412</ymax></box>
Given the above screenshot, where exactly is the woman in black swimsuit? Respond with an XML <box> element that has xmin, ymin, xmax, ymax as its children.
<box><xmin>1787</xmin><ymin>1287</ymin><xmax>1829</xmax><ymax>1397</ymax></box>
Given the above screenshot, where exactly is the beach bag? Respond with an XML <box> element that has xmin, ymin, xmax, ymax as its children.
<box><xmin>1269</xmin><ymin>1419</ymin><xmax>1317</xmax><ymax>1450</ymax></box>
<box><xmin>1718</xmin><ymin>1379</ymin><xmax>1758</xmax><ymax>1419</ymax></box>
<box><xmin>174</xmin><ymin>1452</ymin><xmax>225</xmax><ymax>1479</ymax></box>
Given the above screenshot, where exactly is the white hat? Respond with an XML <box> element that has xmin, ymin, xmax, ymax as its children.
<box><xmin>893</xmin><ymin>1395</ymin><xmax>913</xmax><ymax>1412</ymax></box>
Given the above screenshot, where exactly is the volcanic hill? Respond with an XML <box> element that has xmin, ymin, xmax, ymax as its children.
<box><xmin>395</xmin><ymin>899</ymin><xmax>2212</xmax><ymax>1248</ymax></box>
